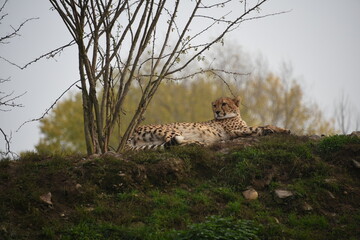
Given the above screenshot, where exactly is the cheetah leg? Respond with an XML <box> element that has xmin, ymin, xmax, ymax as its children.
<box><xmin>260</xmin><ymin>125</ymin><xmax>291</xmax><ymax>135</ymax></box>
<box><xmin>167</xmin><ymin>135</ymin><xmax>206</xmax><ymax>147</ymax></box>
<box><xmin>232</xmin><ymin>125</ymin><xmax>290</xmax><ymax>137</ymax></box>
<box><xmin>163</xmin><ymin>132</ymin><xmax>186</xmax><ymax>148</ymax></box>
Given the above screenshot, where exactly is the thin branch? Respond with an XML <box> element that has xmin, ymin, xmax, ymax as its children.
<box><xmin>167</xmin><ymin>0</ymin><xmax>271</xmax><ymax>75</ymax></box>
<box><xmin>0</xmin><ymin>127</ymin><xmax>11</xmax><ymax>157</ymax></box>
<box><xmin>239</xmin><ymin>10</ymin><xmax>291</xmax><ymax>24</ymax></box>
<box><xmin>0</xmin><ymin>39</ymin><xmax>76</xmax><ymax>70</ymax></box>
<box><xmin>0</xmin><ymin>76</ymin><xmax>10</xmax><ymax>84</ymax></box>
<box><xmin>0</xmin><ymin>91</ymin><xmax>26</xmax><ymax>109</ymax></box>
<box><xmin>199</xmin><ymin>0</ymin><xmax>232</xmax><ymax>9</ymax></box>
<box><xmin>16</xmin><ymin>79</ymin><xmax>81</xmax><ymax>132</ymax></box>
<box><xmin>141</xmin><ymin>68</ymin><xmax>250</xmax><ymax>81</ymax></box>
<box><xmin>0</xmin><ymin>0</ymin><xmax>8</xmax><ymax>13</ymax></box>
<box><xmin>0</xmin><ymin>17</ymin><xmax>39</xmax><ymax>43</ymax></box>
<box><xmin>208</xmin><ymin>69</ymin><xmax>237</xmax><ymax>98</ymax></box>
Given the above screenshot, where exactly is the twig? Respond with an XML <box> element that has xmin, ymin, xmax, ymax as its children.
<box><xmin>16</xmin><ymin>79</ymin><xmax>81</xmax><ymax>132</ymax></box>
<box><xmin>0</xmin><ymin>127</ymin><xmax>15</xmax><ymax>157</ymax></box>
<box><xmin>0</xmin><ymin>91</ymin><xmax>26</xmax><ymax>109</ymax></box>
<box><xmin>209</xmin><ymin>69</ymin><xmax>237</xmax><ymax>98</ymax></box>
<box><xmin>160</xmin><ymin>68</ymin><xmax>250</xmax><ymax>81</ymax></box>
<box><xmin>0</xmin><ymin>39</ymin><xmax>76</xmax><ymax>70</ymax></box>
<box><xmin>0</xmin><ymin>17</ymin><xmax>39</xmax><ymax>43</ymax></box>
<box><xmin>0</xmin><ymin>128</ymin><xmax>10</xmax><ymax>154</ymax></box>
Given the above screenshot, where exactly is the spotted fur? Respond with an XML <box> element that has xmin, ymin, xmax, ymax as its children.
<box><xmin>127</xmin><ymin>97</ymin><xmax>290</xmax><ymax>150</ymax></box>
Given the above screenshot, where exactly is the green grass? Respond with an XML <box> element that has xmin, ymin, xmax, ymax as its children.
<box><xmin>317</xmin><ymin>135</ymin><xmax>360</xmax><ymax>157</ymax></box>
<box><xmin>172</xmin><ymin>215</ymin><xmax>260</xmax><ymax>240</ymax></box>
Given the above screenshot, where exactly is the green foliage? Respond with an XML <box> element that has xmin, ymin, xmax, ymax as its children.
<box><xmin>36</xmin><ymin>93</ymin><xmax>87</xmax><ymax>154</ymax></box>
<box><xmin>173</xmin><ymin>215</ymin><xmax>260</xmax><ymax>240</ymax></box>
<box><xmin>318</xmin><ymin>135</ymin><xmax>360</xmax><ymax>157</ymax></box>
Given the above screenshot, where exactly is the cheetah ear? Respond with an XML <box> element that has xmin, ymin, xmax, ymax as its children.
<box><xmin>233</xmin><ymin>96</ymin><xmax>241</xmax><ymax>107</ymax></box>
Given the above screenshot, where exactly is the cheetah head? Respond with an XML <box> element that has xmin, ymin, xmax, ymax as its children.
<box><xmin>212</xmin><ymin>96</ymin><xmax>241</xmax><ymax>120</ymax></box>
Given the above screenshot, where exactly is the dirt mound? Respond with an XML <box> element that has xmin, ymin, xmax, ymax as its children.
<box><xmin>0</xmin><ymin>134</ymin><xmax>359</xmax><ymax>240</ymax></box>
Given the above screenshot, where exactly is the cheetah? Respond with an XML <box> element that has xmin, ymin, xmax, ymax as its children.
<box><xmin>127</xmin><ymin>96</ymin><xmax>290</xmax><ymax>150</ymax></box>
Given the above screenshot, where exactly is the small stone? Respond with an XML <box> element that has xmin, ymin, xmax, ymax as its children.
<box><xmin>85</xmin><ymin>207</ymin><xmax>94</xmax><ymax>212</ymax></box>
<box><xmin>242</xmin><ymin>188</ymin><xmax>258</xmax><ymax>200</ymax></box>
<box><xmin>274</xmin><ymin>189</ymin><xmax>293</xmax><ymax>199</ymax></box>
<box><xmin>40</xmin><ymin>192</ymin><xmax>53</xmax><ymax>206</ymax></box>
<box><xmin>326</xmin><ymin>190</ymin><xmax>336</xmax><ymax>199</ymax></box>
<box><xmin>75</xmin><ymin>183</ymin><xmax>82</xmax><ymax>189</ymax></box>
<box><xmin>302</xmin><ymin>202</ymin><xmax>313</xmax><ymax>211</ymax></box>
<box><xmin>351</xmin><ymin>159</ymin><xmax>360</xmax><ymax>168</ymax></box>
<box><xmin>325</xmin><ymin>178</ymin><xmax>337</xmax><ymax>184</ymax></box>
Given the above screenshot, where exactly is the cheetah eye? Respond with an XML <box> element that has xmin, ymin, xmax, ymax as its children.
<box><xmin>222</xmin><ymin>102</ymin><xmax>227</xmax><ymax>106</ymax></box>
<box><xmin>212</xmin><ymin>104</ymin><xmax>216</xmax><ymax>108</ymax></box>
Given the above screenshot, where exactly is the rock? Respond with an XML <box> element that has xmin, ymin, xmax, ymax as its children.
<box><xmin>350</xmin><ymin>131</ymin><xmax>360</xmax><ymax>137</ymax></box>
<box><xmin>302</xmin><ymin>202</ymin><xmax>313</xmax><ymax>211</ymax></box>
<box><xmin>75</xmin><ymin>183</ymin><xmax>82</xmax><ymax>189</ymax></box>
<box><xmin>351</xmin><ymin>159</ymin><xmax>360</xmax><ymax>168</ymax></box>
<box><xmin>85</xmin><ymin>207</ymin><xmax>94</xmax><ymax>212</ymax></box>
<box><xmin>325</xmin><ymin>178</ymin><xmax>337</xmax><ymax>184</ymax></box>
<box><xmin>242</xmin><ymin>188</ymin><xmax>258</xmax><ymax>200</ymax></box>
<box><xmin>40</xmin><ymin>192</ymin><xmax>53</xmax><ymax>206</ymax></box>
<box><xmin>326</xmin><ymin>190</ymin><xmax>335</xmax><ymax>199</ymax></box>
<box><xmin>274</xmin><ymin>189</ymin><xmax>293</xmax><ymax>199</ymax></box>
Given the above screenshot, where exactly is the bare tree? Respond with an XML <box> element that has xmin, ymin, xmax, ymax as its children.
<box><xmin>49</xmin><ymin>0</ymin><xmax>277</xmax><ymax>154</ymax></box>
<box><xmin>334</xmin><ymin>92</ymin><xmax>352</xmax><ymax>134</ymax></box>
<box><xmin>0</xmin><ymin>0</ymin><xmax>35</xmax><ymax>157</ymax></box>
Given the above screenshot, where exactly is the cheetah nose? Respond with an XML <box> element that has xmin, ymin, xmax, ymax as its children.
<box><xmin>215</xmin><ymin>111</ymin><xmax>220</xmax><ymax>115</ymax></box>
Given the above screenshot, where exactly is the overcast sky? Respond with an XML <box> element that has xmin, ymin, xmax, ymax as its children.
<box><xmin>1</xmin><ymin>0</ymin><xmax>359</xmax><ymax>154</ymax></box>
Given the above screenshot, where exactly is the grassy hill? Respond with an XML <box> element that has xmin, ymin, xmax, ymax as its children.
<box><xmin>0</xmin><ymin>134</ymin><xmax>359</xmax><ymax>240</ymax></box>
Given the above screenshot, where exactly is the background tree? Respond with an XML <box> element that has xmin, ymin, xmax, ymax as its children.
<box><xmin>49</xmin><ymin>0</ymin><xmax>279</xmax><ymax>154</ymax></box>
<box><xmin>334</xmin><ymin>92</ymin><xmax>359</xmax><ymax>134</ymax></box>
<box><xmin>36</xmin><ymin>44</ymin><xmax>335</xmax><ymax>154</ymax></box>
